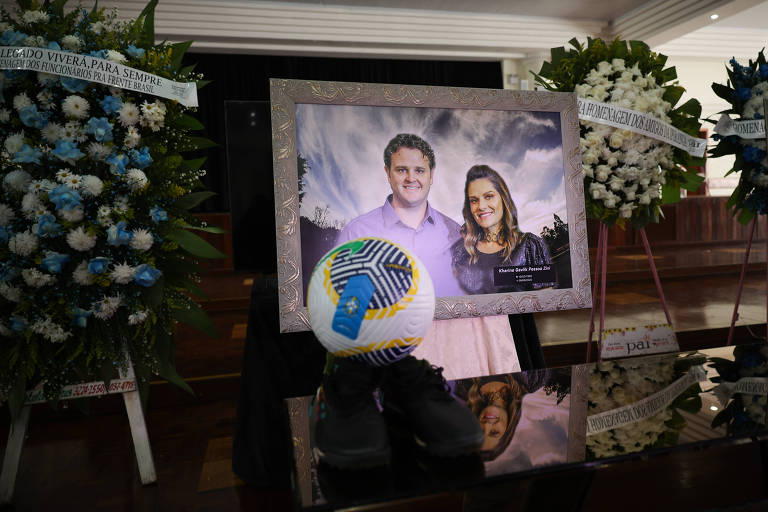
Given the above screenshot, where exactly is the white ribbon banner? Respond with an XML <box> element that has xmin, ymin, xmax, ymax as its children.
<box><xmin>0</xmin><ymin>46</ymin><xmax>198</xmax><ymax>107</ymax></box>
<box><xmin>586</xmin><ymin>365</ymin><xmax>707</xmax><ymax>435</ymax></box>
<box><xmin>713</xmin><ymin>114</ymin><xmax>766</xmax><ymax>139</ymax></box>
<box><xmin>713</xmin><ymin>376</ymin><xmax>768</xmax><ymax>407</ymax></box>
<box><xmin>24</xmin><ymin>377</ymin><xmax>136</xmax><ymax>404</ymax></box>
<box><xmin>577</xmin><ymin>98</ymin><xmax>707</xmax><ymax>158</ymax></box>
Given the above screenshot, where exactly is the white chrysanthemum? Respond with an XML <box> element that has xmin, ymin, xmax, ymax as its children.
<box><xmin>142</xmin><ymin>119</ymin><xmax>163</xmax><ymax>132</ymax></box>
<box><xmin>4</xmin><ymin>131</ymin><xmax>25</xmax><ymax>155</ymax></box>
<box><xmin>114</xmin><ymin>196</ymin><xmax>129</xmax><ymax>213</ymax></box>
<box><xmin>140</xmin><ymin>100</ymin><xmax>167</xmax><ymax>121</ymax></box>
<box><xmin>80</xmin><ymin>175</ymin><xmax>104</xmax><ymax>196</ymax></box>
<box><xmin>62</xmin><ymin>95</ymin><xmax>89</xmax><ymax>119</ymax></box>
<box><xmin>118</xmin><ymin>102</ymin><xmax>140</xmax><ymax>126</ymax></box>
<box><xmin>24</xmin><ymin>35</ymin><xmax>46</xmax><ymax>47</ymax></box>
<box><xmin>58</xmin><ymin>205</ymin><xmax>84</xmax><ymax>223</ymax></box>
<box><xmin>0</xmin><ymin>108</ymin><xmax>10</xmax><ymax>122</ymax></box>
<box><xmin>619</xmin><ymin>203</ymin><xmax>636</xmax><ymax>219</ymax></box>
<box><xmin>31</xmin><ymin>318</ymin><xmax>70</xmax><ymax>343</ymax></box>
<box><xmin>86</xmin><ymin>142</ymin><xmax>110</xmax><ymax>160</ymax></box>
<box><xmin>3</xmin><ymin>170</ymin><xmax>32</xmax><ymax>193</ymax></box>
<box><xmin>9</xmin><ymin>231</ymin><xmax>38</xmax><ymax>256</ymax></box>
<box><xmin>90</xmin><ymin>21</ymin><xmax>106</xmax><ymax>34</ymax></box>
<box><xmin>41</xmin><ymin>122</ymin><xmax>62</xmax><ymax>142</ymax></box>
<box><xmin>13</xmin><ymin>93</ymin><xmax>31</xmax><ymax>112</ymax></box>
<box><xmin>0</xmin><ymin>203</ymin><xmax>15</xmax><ymax>226</ymax></box>
<box><xmin>36</xmin><ymin>89</ymin><xmax>54</xmax><ymax>109</ymax></box>
<box><xmin>110</xmin><ymin>262</ymin><xmax>135</xmax><ymax>284</ymax></box>
<box><xmin>60</xmin><ymin>35</ymin><xmax>83</xmax><ymax>52</ymax></box>
<box><xmin>72</xmin><ymin>261</ymin><xmax>94</xmax><ymax>285</ymax></box>
<box><xmin>130</xmin><ymin>229</ymin><xmax>154</xmax><ymax>252</ymax></box>
<box><xmin>37</xmin><ymin>72</ymin><xmax>57</xmax><ymax>86</ymax></box>
<box><xmin>21</xmin><ymin>193</ymin><xmax>42</xmax><ymax>215</ymax></box>
<box><xmin>124</xmin><ymin>126</ymin><xmax>140</xmax><ymax>148</ymax></box>
<box><xmin>22</xmin><ymin>10</ymin><xmax>50</xmax><ymax>24</ymax></box>
<box><xmin>93</xmin><ymin>294</ymin><xmax>122</xmax><ymax>320</ymax></box>
<box><xmin>106</xmin><ymin>50</ymin><xmax>126</xmax><ymax>63</ymax></box>
<box><xmin>62</xmin><ymin>174</ymin><xmax>84</xmax><ymax>189</ymax></box>
<box><xmin>27</xmin><ymin>179</ymin><xmax>56</xmax><ymax>195</ymax></box>
<box><xmin>66</xmin><ymin>226</ymin><xmax>96</xmax><ymax>252</ymax></box>
<box><xmin>61</xmin><ymin>120</ymin><xmax>84</xmax><ymax>142</ymax></box>
<box><xmin>56</xmin><ymin>168</ymin><xmax>73</xmax><ymax>183</ymax></box>
<box><xmin>128</xmin><ymin>310</ymin><xmax>149</xmax><ymax>325</ymax></box>
<box><xmin>97</xmin><ymin>205</ymin><xmax>113</xmax><ymax>226</ymax></box>
<box><xmin>22</xmin><ymin>268</ymin><xmax>56</xmax><ymax>287</ymax></box>
<box><xmin>125</xmin><ymin>168</ymin><xmax>148</xmax><ymax>191</ymax></box>
<box><xmin>0</xmin><ymin>283</ymin><xmax>21</xmax><ymax>302</ymax></box>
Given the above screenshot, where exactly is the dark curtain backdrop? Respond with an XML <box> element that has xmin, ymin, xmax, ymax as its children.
<box><xmin>183</xmin><ymin>52</ymin><xmax>503</xmax><ymax>215</ymax></box>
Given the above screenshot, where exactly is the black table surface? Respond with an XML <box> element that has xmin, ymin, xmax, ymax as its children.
<box><xmin>285</xmin><ymin>342</ymin><xmax>768</xmax><ymax>510</ymax></box>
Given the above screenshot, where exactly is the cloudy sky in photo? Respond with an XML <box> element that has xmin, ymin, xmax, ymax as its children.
<box><xmin>296</xmin><ymin>103</ymin><xmax>566</xmax><ymax>235</ymax></box>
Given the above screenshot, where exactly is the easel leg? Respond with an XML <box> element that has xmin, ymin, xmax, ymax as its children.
<box><xmin>0</xmin><ymin>406</ymin><xmax>31</xmax><ymax>504</ymax></box>
<box><xmin>120</xmin><ymin>362</ymin><xmax>157</xmax><ymax>485</ymax></box>
<box><xmin>586</xmin><ymin>224</ymin><xmax>606</xmax><ymax>363</ymax></box>
<box><xmin>728</xmin><ymin>216</ymin><xmax>757</xmax><ymax>346</ymax></box>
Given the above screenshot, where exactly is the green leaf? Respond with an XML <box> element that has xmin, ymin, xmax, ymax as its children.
<box><xmin>144</xmin><ymin>275</ymin><xmax>165</xmax><ymax>308</ymax></box>
<box><xmin>662</xmin><ymin>85</ymin><xmax>685</xmax><ymax>107</ymax></box>
<box><xmin>158</xmin><ymin>361</ymin><xmax>195</xmax><ymax>397</ymax></box>
<box><xmin>712</xmin><ymin>82</ymin><xmax>734</xmax><ymax>102</ymax></box>
<box><xmin>180</xmin><ymin>156</ymin><xmax>207</xmax><ymax>172</ymax></box>
<box><xmin>737</xmin><ymin>207</ymin><xmax>756</xmax><ymax>225</ymax></box>
<box><xmin>172</xmin><ymin>300</ymin><xmax>219</xmax><ymax>338</ymax></box>
<box><xmin>176</xmin><ymin>277</ymin><xmax>210</xmax><ymax>301</ymax></box>
<box><xmin>174</xmin><ymin>190</ymin><xmax>216</xmax><ymax>210</ymax></box>
<box><xmin>676</xmin><ymin>98</ymin><xmax>702</xmax><ymax>119</ymax></box>
<box><xmin>166</xmin><ymin>229</ymin><xmax>227</xmax><ymax>259</ymax></box>
<box><xmin>680</xmin><ymin>171</ymin><xmax>705</xmax><ymax>191</ymax></box>
<box><xmin>196</xmin><ymin>79</ymin><xmax>212</xmax><ymax>90</ymax></box>
<box><xmin>137</xmin><ymin>0</ymin><xmax>158</xmax><ymax>48</ymax></box>
<box><xmin>180</xmin><ymin>221</ymin><xmax>227</xmax><ymax>234</ymax></box>
<box><xmin>675</xmin><ymin>395</ymin><xmax>702</xmax><ymax>413</ymax></box>
<box><xmin>170</xmin><ymin>41</ymin><xmax>193</xmax><ymax>71</ymax></box>
<box><xmin>189</xmin><ymin>136</ymin><xmax>219</xmax><ymax>150</ymax></box>
<box><xmin>662</xmin><ymin>182</ymin><xmax>682</xmax><ymax>203</ymax></box>
<box><xmin>172</xmin><ymin>114</ymin><xmax>204</xmax><ymax>131</ymax></box>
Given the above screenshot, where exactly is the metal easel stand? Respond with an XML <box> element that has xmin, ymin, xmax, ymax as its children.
<box><xmin>0</xmin><ymin>355</ymin><xmax>156</xmax><ymax>504</ymax></box>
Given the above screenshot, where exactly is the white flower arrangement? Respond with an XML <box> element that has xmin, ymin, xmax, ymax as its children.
<box><xmin>0</xmin><ymin>0</ymin><xmax>222</xmax><ymax>413</ymax></box>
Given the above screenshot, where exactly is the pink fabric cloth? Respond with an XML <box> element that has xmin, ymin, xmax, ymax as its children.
<box><xmin>411</xmin><ymin>315</ymin><xmax>520</xmax><ymax>380</ymax></box>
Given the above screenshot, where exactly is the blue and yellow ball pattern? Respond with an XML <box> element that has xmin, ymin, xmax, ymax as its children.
<box><xmin>307</xmin><ymin>237</ymin><xmax>435</xmax><ymax>366</ymax></box>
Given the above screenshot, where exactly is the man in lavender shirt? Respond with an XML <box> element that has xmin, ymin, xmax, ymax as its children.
<box><xmin>336</xmin><ymin>133</ymin><xmax>464</xmax><ymax>297</ymax></box>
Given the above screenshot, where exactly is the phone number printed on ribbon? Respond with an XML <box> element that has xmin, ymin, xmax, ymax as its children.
<box><xmin>24</xmin><ymin>378</ymin><xmax>137</xmax><ymax>404</ymax></box>
<box><xmin>0</xmin><ymin>46</ymin><xmax>198</xmax><ymax>107</ymax></box>
<box><xmin>577</xmin><ymin>98</ymin><xmax>707</xmax><ymax>158</ymax></box>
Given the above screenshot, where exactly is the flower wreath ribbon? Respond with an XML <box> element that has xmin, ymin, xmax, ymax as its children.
<box><xmin>586</xmin><ymin>364</ymin><xmax>707</xmax><ymax>435</ymax></box>
<box><xmin>578</xmin><ymin>98</ymin><xmax>707</xmax><ymax>158</ymax></box>
<box><xmin>713</xmin><ymin>113</ymin><xmax>766</xmax><ymax>139</ymax></box>
<box><xmin>713</xmin><ymin>376</ymin><xmax>768</xmax><ymax>406</ymax></box>
<box><xmin>0</xmin><ymin>46</ymin><xmax>198</xmax><ymax>107</ymax></box>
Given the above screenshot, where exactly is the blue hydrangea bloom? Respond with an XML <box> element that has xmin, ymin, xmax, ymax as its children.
<box><xmin>41</xmin><ymin>251</ymin><xmax>70</xmax><ymax>274</ymax></box>
<box><xmin>71</xmin><ymin>307</ymin><xmax>91</xmax><ymax>328</ymax></box>
<box><xmin>106</xmin><ymin>153</ymin><xmax>130</xmax><ymax>175</ymax></box>
<box><xmin>84</xmin><ymin>117</ymin><xmax>113</xmax><ymax>142</ymax></box>
<box><xmin>125</xmin><ymin>45</ymin><xmax>145</xmax><ymax>59</ymax></box>
<box><xmin>150</xmin><ymin>206</ymin><xmax>168</xmax><ymax>223</ymax></box>
<box><xmin>0</xmin><ymin>262</ymin><xmax>18</xmax><ymax>282</ymax></box>
<box><xmin>734</xmin><ymin>87</ymin><xmax>751</xmax><ymax>102</ymax></box>
<box><xmin>19</xmin><ymin>104</ymin><xmax>50</xmax><ymax>129</ymax></box>
<box><xmin>48</xmin><ymin>185</ymin><xmax>82</xmax><ymax>211</ymax></box>
<box><xmin>10</xmin><ymin>315</ymin><xmax>28</xmax><ymax>332</ymax></box>
<box><xmin>4</xmin><ymin>70</ymin><xmax>23</xmax><ymax>81</ymax></box>
<box><xmin>0</xmin><ymin>226</ymin><xmax>9</xmax><ymax>243</ymax></box>
<box><xmin>134</xmin><ymin>264</ymin><xmax>162</xmax><ymax>287</ymax></box>
<box><xmin>87</xmin><ymin>257</ymin><xmax>110</xmax><ymax>274</ymax></box>
<box><xmin>100</xmin><ymin>95</ymin><xmax>123</xmax><ymax>115</ymax></box>
<box><xmin>129</xmin><ymin>147</ymin><xmax>153</xmax><ymax>169</ymax></box>
<box><xmin>743</xmin><ymin>146</ymin><xmax>766</xmax><ymax>163</ymax></box>
<box><xmin>761</xmin><ymin>63</ymin><xmax>768</xmax><ymax>79</ymax></box>
<box><xmin>107</xmin><ymin>221</ymin><xmax>133</xmax><ymax>246</ymax></box>
<box><xmin>0</xmin><ymin>30</ymin><xmax>28</xmax><ymax>46</ymax></box>
<box><xmin>14</xmin><ymin>144</ymin><xmax>43</xmax><ymax>164</ymax></box>
<box><xmin>88</xmin><ymin>49</ymin><xmax>108</xmax><ymax>59</ymax></box>
<box><xmin>60</xmin><ymin>76</ymin><xmax>88</xmax><ymax>93</ymax></box>
<box><xmin>52</xmin><ymin>139</ymin><xmax>85</xmax><ymax>161</ymax></box>
<box><xmin>47</xmin><ymin>41</ymin><xmax>61</xmax><ymax>51</ymax></box>
<box><xmin>35</xmin><ymin>213</ymin><xmax>61</xmax><ymax>237</ymax></box>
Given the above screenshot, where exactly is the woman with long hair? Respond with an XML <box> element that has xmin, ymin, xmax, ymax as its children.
<box><xmin>452</xmin><ymin>165</ymin><xmax>553</xmax><ymax>294</ymax></box>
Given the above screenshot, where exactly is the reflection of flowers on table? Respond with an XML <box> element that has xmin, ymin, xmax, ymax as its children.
<box><xmin>709</xmin><ymin>344</ymin><xmax>768</xmax><ymax>434</ymax></box>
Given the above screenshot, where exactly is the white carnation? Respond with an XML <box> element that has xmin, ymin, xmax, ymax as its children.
<box><xmin>8</xmin><ymin>231</ymin><xmax>38</xmax><ymax>256</ymax></box>
<box><xmin>22</xmin><ymin>268</ymin><xmax>56</xmax><ymax>287</ymax></box>
<box><xmin>4</xmin><ymin>170</ymin><xmax>32</xmax><ymax>193</ymax></box>
<box><xmin>4</xmin><ymin>131</ymin><xmax>25</xmax><ymax>156</ymax></box>
<box><xmin>106</xmin><ymin>50</ymin><xmax>126</xmax><ymax>63</ymax></box>
<box><xmin>81</xmin><ymin>175</ymin><xmax>104</xmax><ymax>196</ymax></box>
<box><xmin>90</xmin><ymin>21</ymin><xmax>106</xmax><ymax>34</ymax></box>
<box><xmin>13</xmin><ymin>93</ymin><xmax>31</xmax><ymax>112</ymax></box>
<box><xmin>62</xmin><ymin>95</ymin><xmax>89</xmax><ymax>119</ymax></box>
<box><xmin>125</xmin><ymin>168</ymin><xmax>148</xmax><ymax>191</ymax></box>
<box><xmin>130</xmin><ymin>229</ymin><xmax>154</xmax><ymax>252</ymax></box>
<box><xmin>0</xmin><ymin>283</ymin><xmax>21</xmax><ymax>302</ymax></box>
<box><xmin>60</xmin><ymin>35</ymin><xmax>83</xmax><ymax>52</ymax></box>
<box><xmin>66</xmin><ymin>226</ymin><xmax>96</xmax><ymax>252</ymax></box>
<box><xmin>72</xmin><ymin>261</ymin><xmax>94</xmax><ymax>285</ymax></box>
<box><xmin>619</xmin><ymin>203</ymin><xmax>635</xmax><ymax>219</ymax></box>
<box><xmin>0</xmin><ymin>203</ymin><xmax>15</xmax><ymax>226</ymax></box>
<box><xmin>110</xmin><ymin>262</ymin><xmax>135</xmax><ymax>284</ymax></box>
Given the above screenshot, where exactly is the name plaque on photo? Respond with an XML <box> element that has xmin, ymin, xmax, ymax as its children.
<box><xmin>600</xmin><ymin>324</ymin><xmax>679</xmax><ymax>359</ymax></box>
<box><xmin>493</xmin><ymin>264</ymin><xmax>556</xmax><ymax>287</ymax></box>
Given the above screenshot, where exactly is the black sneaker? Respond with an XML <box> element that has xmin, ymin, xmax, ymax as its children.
<box><xmin>311</xmin><ymin>357</ymin><xmax>391</xmax><ymax>468</ymax></box>
<box><xmin>382</xmin><ymin>356</ymin><xmax>484</xmax><ymax>457</ymax></box>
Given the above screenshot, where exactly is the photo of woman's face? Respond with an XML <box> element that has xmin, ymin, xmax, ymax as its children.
<box><xmin>477</xmin><ymin>381</ymin><xmax>511</xmax><ymax>450</ymax></box>
<box><xmin>467</xmin><ymin>178</ymin><xmax>503</xmax><ymax>231</ymax></box>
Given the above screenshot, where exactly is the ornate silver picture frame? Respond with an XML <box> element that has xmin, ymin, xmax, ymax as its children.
<box><xmin>270</xmin><ymin>79</ymin><xmax>590</xmax><ymax>333</ymax></box>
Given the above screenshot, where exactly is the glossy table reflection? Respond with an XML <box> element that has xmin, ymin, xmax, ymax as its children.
<box><xmin>286</xmin><ymin>343</ymin><xmax>768</xmax><ymax>510</ymax></box>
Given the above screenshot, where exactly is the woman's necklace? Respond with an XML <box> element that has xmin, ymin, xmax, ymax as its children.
<box><xmin>483</xmin><ymin>226</ymin><xmax>504</xmax><ymax>244</ymax></box>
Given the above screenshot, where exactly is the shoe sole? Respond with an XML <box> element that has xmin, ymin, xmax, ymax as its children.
<box><xmin>313</xmin><ymin>445</ymin><xmax>391</xmax><ymax>469</ymax></box>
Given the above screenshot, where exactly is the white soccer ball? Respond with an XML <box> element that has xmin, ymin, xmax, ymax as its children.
<box><xmin>307</xmin><ymin>237</ymin><xmax>435</xmax><ymax>366</ymax></box>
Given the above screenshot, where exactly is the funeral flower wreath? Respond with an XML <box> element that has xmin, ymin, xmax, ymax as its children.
<box><xmin>534</xmin><ymin>38</ymin><xmax>705</xmax><ymax>229</ymax></box>
<box><xmin>0</xmin><ymin>0</ymin><xmax>221</xmax><ymax>417</ymax></box>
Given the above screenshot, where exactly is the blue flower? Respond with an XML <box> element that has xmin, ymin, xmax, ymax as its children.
<box><xmin>4</xmin><ymin>70</ymin><xmax>23</xmax><ymax>81</ymax></box>
<box><xmin>10</xmin><ymin>315</ymin><xmax>28</xmax><ymax>332</ymax></box>
<box><xmin>87</xmin><ymin>257</ymin><xmax>110</xmax><ymax>274</ymax></box>
<box><xmin>100</xmin><ymin>95</ymin><xmax>123</xmax><ymax>115</ymax></box>
<box><xmin>71</xmin><ymin>307</ymin><xmax>91</xmax><ymax>328</ymax></box>
<box><xmin>84</xmin><ymin>117</ymin><xmax>113</xmax><ymax>142</ymax></box>
<box><xmin>134</xmin><ymin>264</ymin><xmax>162</xmax><ymax>287</ymax></box>
<box><xmin>125</xmin><ymin>45</ymin><xmax>145</xmax><ymax>59</ymax></box>
<box><xmin>47</xmin><ymin>41</ymin><xmax>61</xmax><ymax>51</ymax></box>
<box><xmin>0</xmin><ymin>30</ymin><xmax>28</xmax><ymax>46</ymax></box>
<box><xmin>760</xmin><ymin>63</ymin><xmax>768</xmax><ymax>79</ymax></box>
<box><xmin>734</xmin><ymin>87</ymin><xmax>751</xmax><ymax>102</ymax></box>
<box><xmin>107</xmin><ymin>221</ymin><xmax>133</xmax><ymax>246</ymax></box>
<box><xmin>0</xmin><ymin>225</ymin><xmax>9</xmax><ymax>243</ymax></box>
<box><xmin>60</xmin><ymin>76</ymin><xmax>88</xmax><ymax>93</ymax></box>
<box><xmin>129</xmin><ymin>147</ymin><xmax>153</xmax><ymax>169</ymax></box>
<box><xmin>35</xmin><ymin>213</ymin><xmax>61</xmax><ymax>237</ymax></box>
<box><xmin>0</xmin><ymin>262</ymin><xmax>18</xmax><ymax>282</ymax></box>
<box><xmin>88</xmin><ymin>49</ymin><xmax>108</xmax><ymax>59</ymax></box>
<box><xmin>743</xmin><ymin>146</ymin><xmax>766</xmax><ymax>163</ymax></box>
<box><xmin>106</xmin><ymin>153</ymin><xmax>130</xmax><ymax>175</ymax></box>
<box><xmin>52</xmin><ymin>140</ymin><xmax>85</xmax><ymax>162</ymax></box>
<box><xmin>41</xmin><ymin>251</ymin><xmax>70</xmax><ymax>274</ymax></box>
<box><xmin>741</xmin><ymin>351</ymin><xmax>764</xmax><ymax>368</ymax></box>
<box><xmin>150</xmin><ymin>206</ymin><xmax>168</xmax><ymax>223</ymax></box>
<box><xmin>19</xmin><ymin>104</ymin><xmax>49</xmax><ymax>129</ymax></box>
<box><xmin>48</xmin><ymin>185</ymin><xmax>82</xmax><ymax>211</ymax></box>
<box><xmin>14</xmin><ymin>144</ymin><xmax>43</xmax><ymax>164</ymax></box>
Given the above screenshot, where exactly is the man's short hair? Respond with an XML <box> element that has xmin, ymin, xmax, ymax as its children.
<box><xmin>383</xmin><ymin>133</ymin><xmax>435</xmax><ymax>170</ymax></box>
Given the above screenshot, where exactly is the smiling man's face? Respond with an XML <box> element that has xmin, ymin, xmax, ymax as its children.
<box><xmin>385</xmin><ymin>147</ymin><xmax>433</xmax><ymax>209</ymax></box>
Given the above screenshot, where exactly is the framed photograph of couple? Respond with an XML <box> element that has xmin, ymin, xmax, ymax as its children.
<box><xmin>270</xmin><ymin>79</ymin><xmax>591</xmax><ymax>333</ymax></box>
